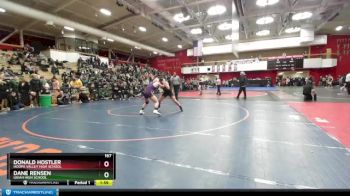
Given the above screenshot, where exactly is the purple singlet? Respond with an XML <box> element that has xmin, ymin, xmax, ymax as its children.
<box><xmin>143</xmin><ymin>82</ymin><xmax>157</xmax><ymax>98</ymax></box>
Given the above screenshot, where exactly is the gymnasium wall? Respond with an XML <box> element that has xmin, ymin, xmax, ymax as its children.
<box><xmin>0</xmin><ymin>43</ymin><xmax>22</xmax><ymax>50</ymax></box>
<box><xmin>150</xmin><ymin>48</ymin><xmax>306</xmax><ymax>84</ymax></box>
<box><xmin>0</xmin><ymin>30</ymin><xmax>55</xmax><ymax>51</ymax></box>
<box><xmin>150</xmin><ymin>35</ymin><xmax>350</xmax><ymax>85</ymax></box>
<box><xmin>310</xmin><ymin>35</ymin><xmax>350</xmax><ymax>77</ymax></box>
<box><xmin>98</xmin><ymin>49</ymin><xmax>148</xmax><ymax>64</ymax></box>
<box><xmin>149</xmin><ymin>50</ymin><xmax>196</xmax><ymax>75</ymax></box>
<box><xmin>202</xmin><ymin>47</ymin><xmax>308</xmax><ymax>62</ymax></box>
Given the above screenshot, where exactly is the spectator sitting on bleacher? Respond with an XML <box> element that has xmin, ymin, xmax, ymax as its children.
<box><xmin>78</xmin><ymin>86</ymin><xmax>90</xmax><ymax>103</ymax></box>
<box><xmin>51</xmin><ymin>64</ymin><xmax>59</xmax><ymax>76</ymax></box>
<box><xmin>346</xmin><ymin>72</ymin><xmax>350</xmax><ymax>95</ymax></box>
<box><xmin>327</xmin><ymin>75</ymin><xmax>333</xmax><ymax>87</ymax></box>
<box><xmin>57</xmin><ymin>82</ymin><xmax>70</xmax><ymax>105</ymax></box>
<box><xmin>51</xmin><ymin>76</ymin><xmax>60</xmax><ymax>105</ymax></box>
<box><xmin>0</xmin><ymin>75</ymin><xmax>9</xmax><ymax>112</ymax></box>
<box><xmin>69</xmin><ymin>76</ymin><xmax>83</xmax><ymax>101</ymax></box>
<box><xmin>8</xmin><ymin>91</ymin><xmax>25</xmax><ymax>111</ymax></box>
<box><xmin>42</xmin><ymin>81</ymin><xmax>50</xmax><ymax>94</ymax></box>
<box><xmin>69</xmin><ymin>76</ymin><xmax>83</xmax><ymax>89</ymax></box>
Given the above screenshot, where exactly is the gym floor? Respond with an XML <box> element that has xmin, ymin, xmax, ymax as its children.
<box><xmin>0</xmin><ymin>87</ymin><xmax>350</xmax><ymax>189</ymax></box>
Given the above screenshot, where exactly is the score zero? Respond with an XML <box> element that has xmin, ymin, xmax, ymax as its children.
<box><xmin>103</xmin><ymin>154</ymin><xmax>112</xmax><ymax>179</ymax></box>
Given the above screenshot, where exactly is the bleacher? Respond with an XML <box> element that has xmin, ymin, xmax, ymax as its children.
<box><xmin>0</xmin><ymin>49</ymin><xmax>78</xmax><ymax>82</ymax></box>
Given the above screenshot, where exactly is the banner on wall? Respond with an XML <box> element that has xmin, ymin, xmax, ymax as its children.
<box><xmin>181</xmin><ymin>57</ymin><xmax>336</xmax><ymax>74</ymax></box>
<box><xmin>267</xmin><ymin>55</ymin><xmax>304</xmax><ymax>70</ymax></box>
<box><xmin>193</xmin><ymin>40</ymin><xmax>203</xmax><ymax>57</ymax></box>
<box><xmin>191</xmin><ymin>67</ymin><xmax>200</xmax><ymax>73</ymax></box>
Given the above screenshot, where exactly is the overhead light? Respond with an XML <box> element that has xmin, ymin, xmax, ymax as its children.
<box><xmin>173</xmin><ymin>13</ymin><xmax>190</xmax><ymax>23</ymax></box>
<box><xmin>218</xmin><ymin>22</ymin><xmax>232</xmax><ymax>31</ymax></box>
<box><xmin>285</xmin><ymin>27</ymin><xmax>300</xmax><ymax>33</ymax></box>
<box><xmin>138</xmin><ymin>26</ymin><xmax>147</xmax><ymax>32</ymax></box>
<box><xmin>297</xmin><ymin>71</ymin><xmax>303</xmax><ymax>74</ymax></box>
<box><xmin>203</xmin><ymin>38</ymin><xmax>214</xmax><ymax>43</ymax></box>
<box><xmin>190</xmin><ymin>28</ymin><xmax>202</xmax><ymax>35</ymax></box>
<box><xmin>207</xmin><ymin>24</ymin><xmax>212</xmax><ymax>28</ymax></box>
<box><xmin>177</xmin><ymin>45</ymin><xmax>183</xmax><ymax>49</ymax></box>
<box><xmin>79</xmin><ymin>46</ymin><xmax>90</xmax><ymax>50</ymax></box>
<box><xmin>335</xmin><ymin>26</ymin><xmax>343</xmax><ymax>31</ymax></box>
<box><xmin>256</xmin><ymin>30</ymin><xmax>270</xmax><ymax>36</ymax></box>
<box><xmin>162</xmin><ymin>37</ymin><xmax>168</xmax><ymax>42</ymax></box>
<box><xmin>153</xmin><ymin>51</ymin><xmax>158</xmax><ymax>54</ymax></box>
<box><xmin>100</xmin><ymin>8</ymin><xmax>111</xmax><ymax>16</ymax></box>
<box><xmin>107</xmin><ymin>38</ymin><xmax>114</xmax><ymax>42</ymax></box>
<box><xmin>292</xmin><ymin>12</ymin><xmax>312</xmax><ymax>21</ymax></box>
<box><xmin>207</xmin><ymin>5</ymin><xmax>226</xmax><ymax>16</ymax></box>
<box><xmin>134</xmin><ymin>46</ymin><xmax>141</xmax><ymax>50</ymax></box>
<box><xmin>256</xmin><ymin>16</ymin><xmax>274</xmax><ymax>25</ymax></box>
<box><xmin>225</xmin><ymin>33</ymin><xmax>239</xmax><ymax>41</ymax></box>
<box><xmin>0</xmin><ymin>8</ymin><xmax>6</xmax><ymax>13</ymax></box>
<box><xmin>225</xmin><ymin>35</ymin><xmax>232</xmax><ymax>40</ymax></box>
<box><xmin>256</xmin><ymin>0</ymin><xmax>279</xmax><ymax>7</ymax></box>
<box><xmin>64</xmin><ymin>26</ymin><xmax>74</xmax><ymax>31</ymax></box>
<box><xmin>46</xmin><ymin>21</ymin><xmax>54</xmax><ymax>26</ymax></box>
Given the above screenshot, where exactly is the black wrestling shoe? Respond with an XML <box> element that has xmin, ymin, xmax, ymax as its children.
<box><xmin>179</xmin><ymin>106</ymin><xmax>183</xmax><ymax>112</ymax></box>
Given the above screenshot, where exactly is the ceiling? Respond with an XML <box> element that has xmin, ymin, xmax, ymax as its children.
<box><xmin>0</xmin><ymin>0</ymin><xmax>349</xmax><ymax>58</ymax></box>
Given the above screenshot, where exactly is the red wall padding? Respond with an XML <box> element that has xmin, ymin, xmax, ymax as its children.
<box><xmin>150</xmin><ymin>50</ymin><xmax>196</xmax><ymax>75</ymax></box>
<box><xmin>150</xmin><ymin>35</ymin><xmax>350</xmax><ymax>85</ymax></box>
<box><xmin>310</xmin><ymin>35</ymin><xmax>350</xmax><ymax>77</ymax></box>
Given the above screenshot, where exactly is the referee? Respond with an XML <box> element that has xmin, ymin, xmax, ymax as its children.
<box><xmin>236</xmin><ymin>72</ymin><xmax>247</xmax><ymax>99</ymax></box>
<box><xmin>171</xmin><ymin>72</ymin><xmax>181</xmax><ymax>100</ymax></box>
<box><xmin>216</xmin><ymin>77</ymin><xmax>221</xmax><ymax>95</ymax></box>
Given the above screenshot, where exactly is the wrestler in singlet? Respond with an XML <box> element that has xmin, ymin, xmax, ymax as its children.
<box><xmin>158</xmin><ymin>78</ymin><xmax>183</xmax><ymax>112</ymax></box>
<box><xmin>139</xmin><ymin>76</ymin><xmax>163</xmax><ymax>116</ymax></box>
<box><xmin>143</xmin><ymin>81</ymin><xmax>157</xmax><ymax>99</ymax></box>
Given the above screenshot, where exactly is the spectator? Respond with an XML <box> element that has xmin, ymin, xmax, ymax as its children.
<box><xmin>29</xmin><ymin>74</ymin><xmax>42</xmax><ymax>107</ymax></box>
<box><xmin>57</xmin><ymin>89</ymin><xmax>70</xmax><ymax>105</ymax></box>
<box><xmin>321</xmin><ymin>76</ymin><xmax>327</xmax><ymax>87</ymax></box>
<box><xmin>51</xmin><ymin>64</ymin><xmax>59</xmax><ymax>76</ymax></box>
<box><xmin>198</xmin><ymin>75</ymin><xmax>205</xmax><ymax>95</ymax></box>
<box><xmin>216</xmin><ymin>77</ymin><xmax>221</xmax><ymax>95</ymax></box>
<box><xmin>78</xmin><ymin>86</ymin><xmax>90</xmax><ymax>103</ymax></box>
<box><xmin>340</xmin><ymin>74</ymin><xmax>347</xmax><ymax>92</ymax></box>
<box><xmin>0</xmin><ymin>77</ymin><xmax>9</xmax><ymax>112</ymax></box>
<box><xmin>346</xmin><ymin>72</ymin><xmax>350</xmax><ymax>95</ymax></box>
<box><xmin>327</xmin><ymin>75</ymin><xmax>333</xmax><ymax>87</ymax></box>
<box><xmin>8</xmin><ymin>91</ymin><xmax>25</xmax><ymax>110</ymax></box>
<box><xmin>69</xmin><ymin>76</ymin><xmax>83</xmax><ymax>100</ymax></box>
<box><xmin>51</xmin><ymin>76</ymin><xmax>60</xmax><ymax>104</ymax></box>
<box><xmin>18</xmin><ymin>77</ymin><xmax>30</xmax><ymax>106</ymax></box>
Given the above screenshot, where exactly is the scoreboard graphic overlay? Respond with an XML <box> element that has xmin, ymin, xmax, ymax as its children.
<box><xmin>7</xmin><ymin>153</ymin><xmax>116</xmax><ymax>186</ymax></box>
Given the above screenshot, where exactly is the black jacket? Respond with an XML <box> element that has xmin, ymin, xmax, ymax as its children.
<box><xmin>30</xmin><ymin>79</ymin><xmax>42</xmax><ymax>92</ymax></box>
<box><xmin>303</xmin><ymin>83</ymin><xmax>312</xmax><ymax>95</ymax></box>
<box><xmin>238</xmin><ymin>76</ymin><xmax>247</xmax><ymax>87</ymax></box>
<box><xmin>19</xmin><ymin>82</ymin><xmax>30</xmax><ymax>94</ymax></box>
